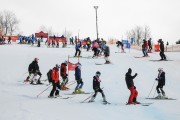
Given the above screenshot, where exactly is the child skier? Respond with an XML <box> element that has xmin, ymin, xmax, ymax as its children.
<box><xmin>125</xmin><ymin>68</ymin><xmax>140</xmax><ymax>104</ymax></box>
<box><xmin>89</xmin><ymin>71</ymin><xmax>107</xmax><ymax>103</ymax></box>
<box><xmin>155</xmin><ymin>68</ymin><xmax>167</xmax><ymax>99</ymax></box>
<box><xmin>73</xmin><ymin>63</ymin><xmax>84</xmax><ymax>94</ymax></box>
<box><xmin>49</xmin><ymin>64</ymin><xmax>61</xmax><ymax>98</ymax></box>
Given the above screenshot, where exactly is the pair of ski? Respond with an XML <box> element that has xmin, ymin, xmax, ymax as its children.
<box><xmin>146</xmin><ymin>97</ymin><xmax>176</xmax><ymax>100</ymax></box>
<box><xmin>48</xmin><ymin>96</ymin><xmax>74</xmax><ymax>99</ymax></box>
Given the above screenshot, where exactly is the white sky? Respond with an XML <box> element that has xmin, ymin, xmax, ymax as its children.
<box><xmin>1</xmin><ymin>0</ymin><xmax>180</xmax><ymax>43</ymax></box>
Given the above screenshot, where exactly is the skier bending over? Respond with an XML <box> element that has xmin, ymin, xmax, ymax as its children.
<box><xmin>25</xmin><ymin>58</ymin><xmax>42</xmax><ymax>84</ymax></box>
<box><xmin>89</xmin><ymin>71</ymin><xmax>107</xmax><ymax>103</ymax></box>
<box><xmin>155</xmin><ymin>68</ymin><xmax>167</xmax><ymax>99</ymax></box>
<box><xmin>74</xmin><ymin>63</ymin><xmax>84</xmax><ymax>94</ymax></box>
<box><xmin>125</xmin><ymin>68</ymin><xmax>140</xmax><ymax>104</ymax></box>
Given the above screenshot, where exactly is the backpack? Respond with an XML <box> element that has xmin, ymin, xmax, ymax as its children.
<box><xmin>47</xmin><ymin>69</ymin><xmax>53</xmax><ymax>83</ymax></box>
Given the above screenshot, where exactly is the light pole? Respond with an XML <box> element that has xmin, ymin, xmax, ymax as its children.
<box><xmin>94</xmin><ymin>6</ymin><xmax>99</xmax><ymax>40</ymax></box>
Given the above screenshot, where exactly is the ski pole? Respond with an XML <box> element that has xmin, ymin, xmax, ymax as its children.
<box><xmin>36</xmin><ymin>84</ymin><xmax>52</xmax><ymax>98</ymax></box>
<box><xmin>66</xmin><ymin>81</ymin><xmax>76</xmax><ymax>87</ymax></box>
<box><xmin>80</xmin><ymin>93</ymin><xmax>94</xmax><ymax>103</ymax></box>
<box><xmin>147</xmin><ymin>80</ymin><xmax>156</xmax><ymax>98</ymax></box>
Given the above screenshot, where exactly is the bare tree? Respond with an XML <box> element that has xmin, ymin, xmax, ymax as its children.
<box><xmin>0</xmin><ymin>11</ymin><xmax>19</xmax><ymax>35</ymax></box>
<box><xmin>8</xmin><ymin>12</ymin><xmax>19</xmax><ymax>35</ymax></box>
<box><xmin>0</xmin><ymin>12</ymin><xmax>4</xmax><ymax>35</ymax></box>
<box><xmin>143</xmin><ymin>25</ymin><xmax>151</xmax><ymax>40</ymax></box>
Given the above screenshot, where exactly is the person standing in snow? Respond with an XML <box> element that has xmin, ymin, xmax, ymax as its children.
<box><xmin>142</xmin><ymin>39</ymin><xmax>148</xmax><ymax>57</ymax></box>
<box><xmin>74</xmin><ymin>41</ymin><xmax>81</xmax><ymax>57</ymax></box>
<box><xmin>148</xmin><ymin>38</ymin><xmax>152</xmax><ymax>52</ymax></box>
<box><xmin>104</xmin><ymin>44</ymin><xmax>111</xmax><ymax>64</ymax></box>
<box><xmin>158</xmin><ymin>39</ymin><xmax>166</xmax><ymax>60</ymax></box>
<box><xmin>60</xmin><ymin>61</ymin><xmax>69</xmax><ymax>90</ymax></box>
<box><xmin>155</xmin><ymin>68</ymin><xmax>167</xmax><ymax>98</ymax></box>
<box><xmin>125</xmin><ymin>68</ymin><xmax>140</xmax><ymax>104</ymax></box>
<box><xmin>25</xmin><ymin>58</ymin><xmax>42</xmax><ymax>84</ymax></box>
<box><xmin>89</xmin><ymin>71</ymin><xmax>107</xmax><ymax>103</ymax></box>
<box><xmin>49</xmin><ymin>64</ymin><xmax>61</xmax><ymax>98</ymax></box>
<box><xmin>73</xmin><ymin>63</ymin><xmax>84</xmax><ymax>94</ymax></box>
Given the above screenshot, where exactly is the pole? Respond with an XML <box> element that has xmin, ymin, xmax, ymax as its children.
<box><xmin>36</xmin><ymin>84</ymin><xmax>52</xmax><ymax>98</ymax></box>
<box><xmin>147</xmin><ymin>80</ymin><xmax>156</xmax><ymax>98</ymax></box>
<box><xmin>94</xmin><ymin>6</ymin><xmax>99</xmax><ymax>40</ymax></box>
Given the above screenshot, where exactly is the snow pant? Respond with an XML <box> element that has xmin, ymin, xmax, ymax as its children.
<box><xmin>75</xmin><ymin>78</ymin><xmax>84</xmax><ymax>90</ymax></box>
<box><xmin>93</xmin><ymin>88</ymin><xmax>105</xmax><ymax>98</ymax></box>
<box><xmin>156</xmin><ymin>84</ymin><xmax>165</xmax><ymax>95</ymax></box>
<box><xmin>142</xmin><ymin>48</ymin><xmax>148</xmax><ymax>56</ymax></box>
<box><xmin>87</xmin><ymin>44</ymin><xmax>91</xmax><ymax>51</ymax></box>
<box><xmin>75</xmin><ymin>49</ymin><xmax>81</xmax><ymax>56</ymax></box>
<box><xmin>50</xmin><ymin>81</ymin><xmax>61</xmax><ymax>97</ymax></box>
<box><xmin>148</xmin><ymin>45</ymin><xmax>152</xmax><ymax>52</ymax></box>
<box><xmin>61</xmin><ymin>75</ymin><xmax>68</xmax><ymax>87</ymax></box>
<box><xmin>93</xmin><ymin>48</ymin><xmax>98</xmax><ymax>57</ymax></box>
<box><xmin>128</xmin><ymin>86</ymin><xmax>138</xmax><ymax>103</ymax></box>
<box><xmin>160</xmin><ymin>51</ymin><xmax>166</xmax><ymax>60</ymax></box>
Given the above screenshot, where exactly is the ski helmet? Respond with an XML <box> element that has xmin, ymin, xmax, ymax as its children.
<box><xmin>64</xmin><ymin>60</ymin><xmax>68</xmax><ymax>64</ymax></box>
<box><xmin>96</xmin><ymin>71</ymin><xmax>101</xmax><ymax>76</ymax></box>
<box><xmin>158</xmin><ymin>68</ymin><xmax>163</xmax><ymax>72</ymax></box>
<box><xmin>56</xmin><ymin>64</ymin><xmax>60</xmax><ymax>68</ymax></box>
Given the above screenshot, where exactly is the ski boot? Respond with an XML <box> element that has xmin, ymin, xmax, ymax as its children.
<box><xmin>155</xmin><ymin>93</ymin><xmax>162</xmax><ymax>99</ymax></box>
<box><xmin>89</xmin><ymin>96</ymin><xmax>95</xmax><ymax>102</ymax></box>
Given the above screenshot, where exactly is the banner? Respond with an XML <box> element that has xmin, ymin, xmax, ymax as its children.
<box><xmin>4</xmin><ymin>36</ymin><xmax>18</xmax><ymax>42</ymax></box>
<box><xmin>49</xmin><ymin>36</ymin><xmax>66</xmax><ymax>43</ymax></box>
<box><xmin>68</xmin><ymin>62</ymin><xmax>78</xmax><ymax>71</ymax></box>
<box><xmin>35</xmin><ymin>31</ymin><xmax>48</xmax><ymax>38</ymax></box>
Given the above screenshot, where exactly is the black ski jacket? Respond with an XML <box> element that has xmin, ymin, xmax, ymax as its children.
<box><xmin>125</xmin><ymin>72</ymin><xmax>137</xmax><ymax>88</ymax></box>
<box><xmin>93</xmin><ymin>76</ymin><xmax>100</xmax><ymax>90</ymax></box>
<box><xmin>29</xmin><ymin>60</ymin><xmax>40</xmax><ymax>73</ymax></box>
<box><xmin>157</xmin><ymin>72</ymin><xmax>165</xmax><ymax>86</ymax></box>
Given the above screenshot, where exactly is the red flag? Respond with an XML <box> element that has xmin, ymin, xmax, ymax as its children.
<box><xmin>68</xmin><ymin>62</ymin><xmax>78</xmax><ymax>71</ymax></box>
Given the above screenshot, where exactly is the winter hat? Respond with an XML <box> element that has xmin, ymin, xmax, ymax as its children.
<box><xmin>34</xmin><ymin>58</ymin><xmax>39</xmax><ymax>61</ymax></box>
<box><xmin>128</xmin><ymin>68</ymin><xmax>132</xmax><ymax>73</ymax></box>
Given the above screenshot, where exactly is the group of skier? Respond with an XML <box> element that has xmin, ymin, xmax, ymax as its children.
<box><xmin>25</xmin><ymin>57</ymin><xmax>167</xmax><ymax>104</ymax></box>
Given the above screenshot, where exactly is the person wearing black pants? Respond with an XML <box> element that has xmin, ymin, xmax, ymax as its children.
<box><xmin>158</xmin><ymin>39</ymin><xmax>166</xmax><ymax>60</ymax></box>
<box><xmin>49</xmin><ymin>65</ymin><xmax>61</xmax><ymax>98</ymax></box>
<box><xmin>155</xmin><ymin>68</ymin><xmax>167</xmax><ymax>98</ymax></box>
<box><xmin>89</xmin><ymin>71</ymin><xmax>107</xmax><ymax>103</ymax></box>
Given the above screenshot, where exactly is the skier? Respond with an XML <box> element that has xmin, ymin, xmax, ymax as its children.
<box><xmin>125</xmin><ymin>68</ymin><xmax>140</xmax><ymax>104</ymax></box>
<box><xmin>155</xmin><ymin>68</ymin><xmax>167</xmax><ymax>99</ymax></box>
<box><xmin>25</xmin><ymin>58</ymin><xmax>42</xmax><ymax>84</ymax></box>
<box><xmin>148</xmin><ymin>38</ymin><xmax>152</xmax><ymax>52</ymax></box>
<box><xmin>60</xmin><ymin>60</ymin><xmax>69</xmax><ymax>90</ymax></box>
<box><xmin>142</xmin><ymin>39</ymin><xmax>148</xmax><ymax>57</ymax></box>
<box><xmin>49</xmin><ymin>64</ymin><xmax>61</xmax><ymax>98</ymax></box>
<box><xmin>8</xmin><ymin>36</ymin><xmax>11</xmax><ymax>44</ymax></box>
<box><xmin>74</xmin><ymin>41</ymin><xmax>81</xmax><ymax>57</ymax></box>
<box><xmin>104</xmin><ymin>44</ymin><xmax>111</xmax><ymax>64</ymax></box>
<box><xmin>73</xmin><ymin>63</ymin><xmax>84</xmax><ymax>94</ymax></box>
<box><xmin>116</xmin><ymin>41</ymin><xmax>124</xmax><ymax>53</ymax></box>
<box><xmin>89</xmin><ymin>71</ymin><xmax>107</xmax><ymax>103</ymax></box>
<box><xmin>158</xmin><ymin>39</ymin><xmax>166</xmax><ymax>60</ymax></box>
<box><xmin>92</xmin><ymin>40</ymin><xmax>99</xmax><ymax>58</ymax></box>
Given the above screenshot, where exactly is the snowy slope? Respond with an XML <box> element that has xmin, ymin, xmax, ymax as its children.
<box><xmin>0</xmin><ymin>43</ymin><xmax>180</xmax><ymax>120</ymax></box>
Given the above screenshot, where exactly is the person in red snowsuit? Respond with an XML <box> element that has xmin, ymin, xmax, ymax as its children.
<box><xmin>125</xmin><ymin>68</ymin><xmax>140</xmax><ymax>104</ymax></box>
<box><xmin>49</xmin><ymin>64</ymin><xmax>61</xmax><ymax>98</ymax></box>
